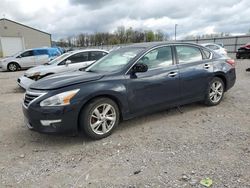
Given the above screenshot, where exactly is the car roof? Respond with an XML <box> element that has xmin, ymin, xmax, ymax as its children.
<box><xmin>201</xmin><ymin>43</ymin><xmax>220</xmax><ymax>46</ymax></box>
<box><xmin>125</xmin><ymin>41</ymin><xmax>203</xmax><ymax>50</ymax></box>
<box><xmin>23</xmin><ymin>47</ymin><xmax>59</xmax><ymax>51</ymax></box>
<box><xmin>70</xmin><ymin>49</ymin><xmax>109</xmax><ymax>53</ymax></box>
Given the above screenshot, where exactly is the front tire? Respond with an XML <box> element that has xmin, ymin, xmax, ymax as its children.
<box><xmin>79</xmin><ymin>98</ymin><xmax>120</xmax><ymax>139</ymax></box>
<box><xmin>204</xmin><ymin>77</ymin><xmax>225</xmax><ymax>106</ymax></box>
<box><xmin>8</xmin><ymin>62</ymin><xmax>19</xmax><ymax>71</ymax></box>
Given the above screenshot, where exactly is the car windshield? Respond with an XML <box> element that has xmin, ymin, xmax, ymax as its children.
<box><xmin>47</xmin><ymin>52</ymin><xmax>73</xmax><ymax>65</ymax></box>
<box><xmin>85</xmin><ymin>47</ymin><xmax>144</xmax><ymax>73</ymax></box>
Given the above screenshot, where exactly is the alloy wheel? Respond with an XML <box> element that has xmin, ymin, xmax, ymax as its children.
<box><xmin>8</xmin><ymin>63</ymin><xmax>17</xmax><ymax>71</ymax></box>
<box><xmin>209</xmin><ymin>81</ymin><xmax>224</xmax><ymax>103</ymax></box>
<box><xmin>89</xmin><ymin>103</ymin><xmax>116</xmax><ymax>135</ymax></box>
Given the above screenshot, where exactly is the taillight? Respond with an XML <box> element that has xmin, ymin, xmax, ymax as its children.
<box><xmin>226</xmin><ymin>59</ymin><xmax>235</xmax><ymax>68</ymax></box>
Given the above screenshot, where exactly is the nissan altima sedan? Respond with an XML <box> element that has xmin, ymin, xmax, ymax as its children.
<box><xmin>22</xmin><ymin>42</ymin><xmax>236</xmax><ymax>139</ymax></box>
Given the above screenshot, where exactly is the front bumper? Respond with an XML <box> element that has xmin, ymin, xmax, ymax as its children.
<box><xmin>22</xmin><ymin>103</ymin><xmax>79</xmax><ymax>134</ymax></box>
<box><xmin>17</xmin><ymin>76</ymin><xmax>35</xmax><ymax>90</ymax></box>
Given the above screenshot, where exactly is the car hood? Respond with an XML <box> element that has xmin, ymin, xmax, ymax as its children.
<box><xmin>25</xmin><ymin>64</ymin><xmax>56</xmax><ymax>77</ymax></box>
<box><xmin>29</xmin><ymin>71</ymin><xmax>104</xmax><ymax>90</ymax></box>
<box><xmin>0</xmin><ymin>56</ymin><xmax>15</xmax><ymax>63</ymax></box>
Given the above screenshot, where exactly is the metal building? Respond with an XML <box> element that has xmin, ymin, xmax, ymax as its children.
<box><xmin>0</xmin><ymin>18</ymin><xmax>51</xmax><ymax>57</ymax></box>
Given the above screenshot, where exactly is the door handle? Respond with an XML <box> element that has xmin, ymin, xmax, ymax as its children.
<box><xmin>168</xmin><ymin>72</ymin><xmax>178</xmax><ymax>77</ymax></box>
<box><xmin>204</xmin><ymin>64</ymin><xmax>210</xmax><ymax>69</ymax></box>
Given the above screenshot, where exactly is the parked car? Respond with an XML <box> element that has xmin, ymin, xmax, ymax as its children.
<box><xmin>201</xmin><ymin>43</ymin><xmax>227</xmax><ymax>56</ymax></box>
<box><xmin>216</xmin><ymin>43</ymin><xmax>224</xmax><ymax>48</ymax></box>
<box><xmin>0</xmin><ymin>47</ymin><xmax>61</xmax><ymax>71</ymax></box>
<box><xmin>236</xmin><ymin>43</ymin><xmax>250</xmax><ymax>59</ymax></box>
<box><xmin>22</xmin><ymin>42</ymin><xmax>236</xmax><ymax>139</ymax></box>
<box><xmin>17</xmin><ymin>49</ymin><xmax>108</xmax><ymax>89</ymax></box>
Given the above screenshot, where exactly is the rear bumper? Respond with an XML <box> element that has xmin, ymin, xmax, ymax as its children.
<box><xmin>225</xmin><ymin>68</ymin><xmax>236</xmax><ymax>91</ymax></box>
<box><xmin>17</xmin><ymin>76</ymin><xmax>35</xmax><ymax>90</ymax></box>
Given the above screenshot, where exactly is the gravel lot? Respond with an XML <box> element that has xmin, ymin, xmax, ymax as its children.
<box><xmin>0</xmin><ymin>59</ymin><xmax>250</xmax><ymax>188</ymax></box>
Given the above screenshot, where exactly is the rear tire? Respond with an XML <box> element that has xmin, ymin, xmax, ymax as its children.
<box><xmin>7</xmin><ymin>62</ymin><xmax>19</xmax><ymax>72</ymax></box>
<box><xmin>79</xmin><ymin>98</ymin><xmax>120</xmax><ymax>140</ymax></box>
<box><xmin>204</xmin><ymin>77</ymin><xmax>225</xmax><ymax>106</ymax></box>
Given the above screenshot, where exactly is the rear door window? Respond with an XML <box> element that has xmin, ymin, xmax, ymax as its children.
<box><xmin>137</xmin><ymin>46</ymin><xmax>173</xmax><ymax>69</ymax></box>
<box><xmin>176</xmin><ymin>46</ymin><xmax>203</xmax><ymax>63</ymax></box>
<box><xmin>67</xmin><ymin>52</ymin><xmax>89</xmax><ymax>63</ymax></box>
<box><xmin>89</xmin><ymin>51</ymin><xmax>108</xmax><ymax>61</ymax></box>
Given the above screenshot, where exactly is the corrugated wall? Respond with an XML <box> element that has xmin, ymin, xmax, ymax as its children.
<box><xmin>0</xmin><ymin>19</ymin><xmax>51</xmax><ymax>57</ymax></box>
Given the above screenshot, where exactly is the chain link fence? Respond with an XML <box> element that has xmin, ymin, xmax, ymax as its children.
<box><xmin>81</xmin><ymin>35</ymin><xmax>250</xmax><ymax>54</ymax></box>
<box><xmin>179</xmin><ymin>35</ymin><xmax>250</xmax><ymax>53</ymax></box>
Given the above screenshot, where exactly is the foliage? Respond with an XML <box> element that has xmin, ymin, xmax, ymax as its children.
<box><xmin>54</xmin><ymin>26</ymin><xmax>169</xmax><ymax>47</ymax></box>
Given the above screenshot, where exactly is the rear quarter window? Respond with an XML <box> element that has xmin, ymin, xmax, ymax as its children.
<box><xmin>202</xmin><ymin>49</ymin><xmax>212</xmax><ymax>59</ymax></box>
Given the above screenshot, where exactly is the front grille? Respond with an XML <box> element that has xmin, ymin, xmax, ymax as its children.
<box><xmin>24</xmin><ymin>92</ymin><xmax>44</xmax><ymax>107</ymax></box>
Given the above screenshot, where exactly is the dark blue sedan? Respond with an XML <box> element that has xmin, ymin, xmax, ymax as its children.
<box><xmin>22</xmin><ymin>42</ymin><xmax>236</xmax><ymax>139</ymax></box>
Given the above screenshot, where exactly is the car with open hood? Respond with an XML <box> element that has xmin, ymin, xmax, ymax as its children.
<box><xmin>236</xmin><ymin>43</ymin><xmax>250</xmax><ymax>59</ymax></box>
<box><xmin>17</xmin><ymin>49</ymin><xmax>108</xmax><ymax>89</ymax></box>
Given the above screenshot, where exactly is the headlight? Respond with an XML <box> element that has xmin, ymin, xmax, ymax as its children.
<box><xmin>0</xmin><ymin>59</ymin><xmax>6</xmax><ymax>64</ymax></box>
<box><xmin>40</xmin><ymin>89</ymin><xmax>80</xmax><ymax>107</ymax></box>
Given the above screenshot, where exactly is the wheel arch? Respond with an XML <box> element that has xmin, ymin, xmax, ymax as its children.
<box><xmin>213</xmin><ymin>73</ymin><xmax>227</xmax><ymax>91</ymax></box>
<box><xmin>8</xmin><ymin>61</ymin><xmax>20</xmax><ymax>68</ymax></box>
<box><xmin>77</xmin><ymin>93</ymin><xmax>124</xmax><ymax>132</ymax></box>
<box><xmin>7</xmin><ymin>61</ymin><xmax>22</xmax><ymax>70</ymax></box>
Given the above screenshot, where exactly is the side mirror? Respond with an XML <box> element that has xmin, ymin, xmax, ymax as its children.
<box><xmin>132</xmin><ymin>63</ymin><xmax>148</xmax><ymax>73</ymax></box>
<box><xmin>16</xmin><ymin>55</ymin><xmax>21</xmax><ymax>58</ymax></box>
<box><xmin>65</xmin><ymin>59</ymin><xmax>71</xmax><ymax>66</ymax></box>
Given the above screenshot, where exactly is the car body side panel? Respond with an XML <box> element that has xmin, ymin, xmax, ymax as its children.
<box><xmin>125</xmin><ymin>65</ymin><xmax>181</xmax><ymax>114</ymax></box>
<box><xmin>75</xmin><ymin>77</ymin><xmax>130</xmax><ymax>118</ymax></box>
<box><xmin>177</xmin><ymin>60</ymin><xmax>214</xmax><ymax>102</ymax></box>
<box><xmin>35</xmin><ymin>55</ymin><xmax>49</xmax><ymax>65</ymax></box>
<box><xmin>19</xmin><ymin>56</ymin><xmax>36</xmax><ymax>68</ymax></box>
<box><xmin>212</xmin><ymin>60</ymin><xmax>236</xmax><ymax>91</ymax></box>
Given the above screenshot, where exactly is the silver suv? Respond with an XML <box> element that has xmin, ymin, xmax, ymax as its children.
<box><xmin>0</xmin><ymin>48</ymin><xmax>61</xmax><ymax>71</ymax></box>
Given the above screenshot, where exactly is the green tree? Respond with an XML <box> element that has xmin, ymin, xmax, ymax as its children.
<box><xmin>145</xmin><ymin>30</ymin><xmax>155</xmax><ymax>42</ymax></box>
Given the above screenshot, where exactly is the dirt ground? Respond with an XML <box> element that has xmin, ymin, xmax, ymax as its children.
<box><xmin>0</xmin><ymin>59</ymin><xmax>250</xmax><ymax>188</ymax></box>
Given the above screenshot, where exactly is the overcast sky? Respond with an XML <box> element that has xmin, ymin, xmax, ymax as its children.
<box><xmin>1</xmin><ymin>0</ymin><xmax>250</xmax><ymax>40</ymax></box>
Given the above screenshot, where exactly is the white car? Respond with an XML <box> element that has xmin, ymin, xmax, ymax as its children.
<box><xmin>0</xmin><ymin>48</ymin><xmax>61</xmax><ymax>71</ymax></box>
<box><xmin>201</xmin><ymin>43</ymin><xmax>227</xmax><ymax>56</ymax></box>
<box><xmin>17</xmin><ymin>49</ymin><xmax>108</xmax><ymax>89</ymax></box>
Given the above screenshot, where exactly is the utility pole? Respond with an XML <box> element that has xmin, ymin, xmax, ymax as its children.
<box><xmin>174</xmin><ymin>24</ymin><xmax>178</xmax><ymax>41</ymax></box>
